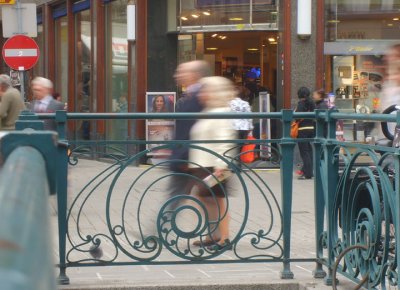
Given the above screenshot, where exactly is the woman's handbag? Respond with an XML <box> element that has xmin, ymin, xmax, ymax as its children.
<box><xmin>240</xmin><ymin>135</ymin><xmax>257</xmax><ymax>163</ymax></box>
<box><xmin>290</xmin><ymin>120</ymin><xmax>300</xmax><ymax>138</ymax></box>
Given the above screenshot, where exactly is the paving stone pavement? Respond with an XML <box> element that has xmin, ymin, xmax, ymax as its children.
<box><xmin>50</xmin><ymin>159</ymin><xmax>355</xmax><ymax>289</ymax></box>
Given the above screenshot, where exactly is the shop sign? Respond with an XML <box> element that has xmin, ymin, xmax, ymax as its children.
<box><xmin>0</xmin><ymin>0</ymin><xmax>15</xmax><ymax>4</ymax></box>
<box><xmin>324</xmin><ymin>41</ymin><xmax>397</xmax><ymax>56</ymax></box>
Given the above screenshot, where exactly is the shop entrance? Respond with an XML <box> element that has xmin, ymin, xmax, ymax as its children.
<box><xmin>178</xmin><ymin>31</ymin><xmax>278</xmax><ymax>111</ymax></box>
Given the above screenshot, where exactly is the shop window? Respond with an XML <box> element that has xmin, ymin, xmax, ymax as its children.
<box><xmin>325</xmin><ymin>54</ymin><xmax>386</xmax><ymax>142</ymax></box>
<box><xmin>105</xmin><ymin>0</ymin><xmax>129</xmax><ymax>141</ymax></box>
<box><xmin>54</xmin><ymin>16</ymin><xmax>68</xmax><ymax>103</ymax></box>
<box><xmin>75</xmin><ymin>8</ymin><xmax>92</xmax><ymax>140</ymax></box>
<box><xmin>175</xmin><ymin>0</ymin><xmax>278</xmax><ymax>32</ymax></box>
<box><xmin>325</xmin><ymin>0</ymin><xmax>400</xmax><ymax>41</ymax></box>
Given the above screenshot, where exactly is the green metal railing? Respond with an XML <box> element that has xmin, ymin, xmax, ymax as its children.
<box><xmin>16</xmin><ymin>109</ymin><xmax>400</xmax><ymax>289</ymax></box>
<box><xmin>0</xmin><ymin>132</ymin><xmax>59</xmax><ymax>290</ymax></box>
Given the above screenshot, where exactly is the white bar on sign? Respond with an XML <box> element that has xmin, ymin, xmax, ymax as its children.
<box><xmin>4</xmin><ymin>49</ymin><xmax>38</xmax><ymax>57</ymax></box>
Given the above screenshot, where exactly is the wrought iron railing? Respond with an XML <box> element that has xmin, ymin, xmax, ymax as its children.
<box><xmin>17</xmin><ymin>109</ymin><xmax>400</xmax><ymax>289</ymax></box>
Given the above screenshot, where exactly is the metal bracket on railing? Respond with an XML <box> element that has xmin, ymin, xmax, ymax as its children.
<box><xmin>15</xmin><ymin>110</ymin><xmax>44</xmax><ymax>130</ymax></box>
<box><xmin>0</xmin><ymin>131</ymin><xmax>58</xmax><ymax>194</ymax></box>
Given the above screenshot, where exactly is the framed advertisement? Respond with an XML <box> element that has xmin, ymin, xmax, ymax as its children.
<box><xmin>145</xmin><ymin>92</ymin><xmax>176</xmax><ymax>156</ymax></box>
<box><xmin>259</xmin><ymin>92</ymin><xmax>271</xmax><ymax>157</ymax></box>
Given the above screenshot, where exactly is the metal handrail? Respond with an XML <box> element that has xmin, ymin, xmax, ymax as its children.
<box><xmin>32</xmin><ymin>110</ymin><xmax>400</xmax><ymax>123</ymax></box>
<box><xmin>0</xmin><ymin>146</ymin><xmax>56</xmax><ymax>290</ymax></box>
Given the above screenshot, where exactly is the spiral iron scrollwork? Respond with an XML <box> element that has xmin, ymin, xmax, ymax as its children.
<box><xmin>65</xmin><ymin>142</ymin><xmax>284</xmax><ymax>264</ymax></box>
<box><xmin>328</xmin><ymin>147</ymin><xmax>399</xmax><ymax>289</ymax></box>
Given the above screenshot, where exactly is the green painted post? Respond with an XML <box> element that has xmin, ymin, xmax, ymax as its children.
<box><xmin>57</xmin><ymin>141</ymin><xmax>70</xmax><ymax>285</ymax></box>
<box><xmin>55</xmin><ymin>110</ymin><xmax>67</xmax><ymax>141</ymax></box>
<box><xmin>0</xmin><ymin>146</ymin><xmax>56</xmax><ymax>290</ymax></box>
<box><xmin>324</xmin><ymin>110</ymin><xmax>339</xmax><ymax>286</ymax></box>
<box><xmin>279</xmin><ymin>109</ymin><xmax>295</xmax><ymax>279</ymax></box>
<box><xmin>15</xmin><ymin>110</ymin><xmax>44</xmax><ymax>131</ymax></box>
<box><xmin>312</xmin><ymin>109</ymin><xmax>327</xmax><ymax>279</ymax></box>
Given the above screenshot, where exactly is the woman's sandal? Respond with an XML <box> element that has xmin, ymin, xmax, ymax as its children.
<box><xmin>207</xmin><ymin>239</ymin><xmax>233</xmax><ymax>251</ymax></box>
<box><xmin>192</xmin><ymin>238</ymin><xmax>220</xmax><ymax>247</ymax></box>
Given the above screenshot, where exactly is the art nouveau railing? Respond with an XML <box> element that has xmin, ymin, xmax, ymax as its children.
<box><xmin>16</xmin><ymin>110</ymin><xmax>400</xmax><ymax>289</ymax></box>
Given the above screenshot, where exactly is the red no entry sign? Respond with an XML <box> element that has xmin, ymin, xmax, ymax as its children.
<box><xmin>2</xmin><ymin>35</ymin><xmax>39</xmax><ymax>71</ymax></box>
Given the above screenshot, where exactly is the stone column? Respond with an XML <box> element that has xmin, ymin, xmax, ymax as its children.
<box><xmin>290</xmin><ymin>0</ymin><xmax>319</xmax><ymax>107</ymax></box>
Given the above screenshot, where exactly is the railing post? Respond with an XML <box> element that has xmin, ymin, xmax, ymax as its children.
<box><xmin>55</xmin><ymin>110</ymin><xmax>67</xmax><ymax>141</ymax></box>
<box><xmin>312</xmin><ymin>109</ymin><xmax>327</xmax><ymax>279</ymax></box>
<box><xmin>57</xmin><ymin>140</ymin><xmax>70</xmax><ymax>285</ymax></box>
<box><xmin>16</xmin><ymin>110</ymin><xmax>44</xmax><ymax>130</ymax></box>
<box><xmin>279</xmin><ymin>109</ymin><xmax>295</xmax><ymax>279</ymax></box>
<box><xmin>324</xmin><ymin>110</ymin><xmax>339</xmax><ymax>286</ymax></box>
<box><xmin>0</xmin><ymin>132</ymin><xmax>58</xmax><ymax>290</ymax></box>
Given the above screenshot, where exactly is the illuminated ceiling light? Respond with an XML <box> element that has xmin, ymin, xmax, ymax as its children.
<box><xmin>327</xmin><ymin>19</ymin><xmax>340</xmax><ymax>23</ymax></box>
<box><xmin>203</xmin><ymin>11</ymin><xmax>211</xmax><ymax>16</ymax></box>
<box><xmin>388</xmin><ymin>23</ymin><xmax>394</xmax><ymax>26</ymax></box>
<box><xmin>248</xmin><ymin>48</ymin><xmax>259</xmax><ymax>51</ymax></box>
<box><xmin>271</xmin><ymin>11</ymin><xmax>278</xmax><ymax>14</ymax></box>
<box><xmin>229</xmin><ymin>17</ymin><xmax>243</xmax><ymax>21</ymax></box>
<box><xmin>268</xmin><ymin>37</ymin><xmax>276</xmax><ymax>42</ymax></box>
<box><xmin>206</xmin><ymin>47</ymin><xmax>218</xmax><ymax>51</ymax></box>
<box><xmin>393</xmin><ymin>17</ymin><xmax>399</xmax><ymax>21</ymax></box>
<box><xmin>221</xmin><ymin>36</ymin><xmax>227</xmax><ymax>39</ymax></box>
<box><xmin>211</xmin><ymin>33</ymin><xmax>218</xmax><ymax>38</ymax></box>
<box><xmin>191</xmin><ymin>14</ymin><xmax>199</xmax><ymax>18</ymax></box>
<box><xmin>270</xmin><ymin>42</ymin><xmax>277</xmax><ymax>45</ymax></box>
<box><xmin>181</xmin><ymin>16</ymin><xmax>188</xmax><ymax>21</ymax></box>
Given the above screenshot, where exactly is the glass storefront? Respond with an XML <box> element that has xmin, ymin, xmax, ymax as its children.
<box><xmin>105</xmin><ymin>0</ymin><xmax>129</xmax><ymax>141</ymax></box>
<box><xmin>326</xmin><ymin>0</ymin><xmax>400</xmax><ymax>41</ymax></box>
<box><xmin>75</xmin><ymin>8</ymin><xmax>91</xmax><ymax>140</ymax></box>
<box><xmin>175</xmin><ymin>0</ymin><xmax>278</xmax><ymax>32</ymax></box>
<box><xmin>324</xmin><ymin>0</ymin><xmax>400</xmax><ymax>142</ymax></box>
<box><xmin>55</xmin><ymin>15</ymin><xmax>68</xmax><ymax>103</ymax></box>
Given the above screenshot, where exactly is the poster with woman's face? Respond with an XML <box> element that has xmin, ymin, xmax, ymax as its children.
<box><xmin>146</xmin><ymin>93</ymin><xmax>175</xmax><ymax>113</ymax></box>
<box><xmin>145</xmin><ymin>92</ymin><xmax>176</xmax><ymax>156</ymax></box>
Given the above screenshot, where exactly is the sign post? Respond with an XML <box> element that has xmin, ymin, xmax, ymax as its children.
<box><xmin>2</xmin><ymin>35</ymin><xmax>39</xmax><ymax>100</ymax></box>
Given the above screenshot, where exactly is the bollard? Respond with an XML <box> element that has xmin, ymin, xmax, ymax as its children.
<box><xmin>0</xmin><ymin>146</ymin><xmax>56</xmax><ymax>290</ymax></box>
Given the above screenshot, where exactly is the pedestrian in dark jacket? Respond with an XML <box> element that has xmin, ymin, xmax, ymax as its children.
<box><xmin>296</xmin><ymin>87</ymin><xmax>315</xmax><ymax>180</ymax></box>
<box><xmin>313</xmin><ymin>89</ymin><xmax>328</xmax><ymax>137</ymax></box>
<box><xmin>168</xmin><ymin>60</ymin><xmax>211</xmax><ymax>191</ymax></box>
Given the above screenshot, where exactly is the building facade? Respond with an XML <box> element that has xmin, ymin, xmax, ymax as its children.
<box><xmin>1</xmin><ymin>0</ymin><xmax>398</xmax><ymax>141</ymax></box>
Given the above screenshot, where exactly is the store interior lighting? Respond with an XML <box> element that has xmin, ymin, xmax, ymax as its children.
<box><xmin>229</xmin><ymin>17</ymin><xmax>243</xmax><ymax>21</ymax></box>
<box><xmin>203</xmin><ymin>11</ymin><xmax>211</xmax><ymax>16</ymax></box>
<box><xmin>191</xmin><ymin>14</ymin><xmax>199</xmax><ymax>18</ymax></box>
<box><xmin>181</xmin><ymin>16</ymin><xmax>188</xmax><ymax>21</ymax></box>
<box><xmin>211</xmin><ymin>33</ymin><xmax>218</xmax><ymax>38</ymax></box>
